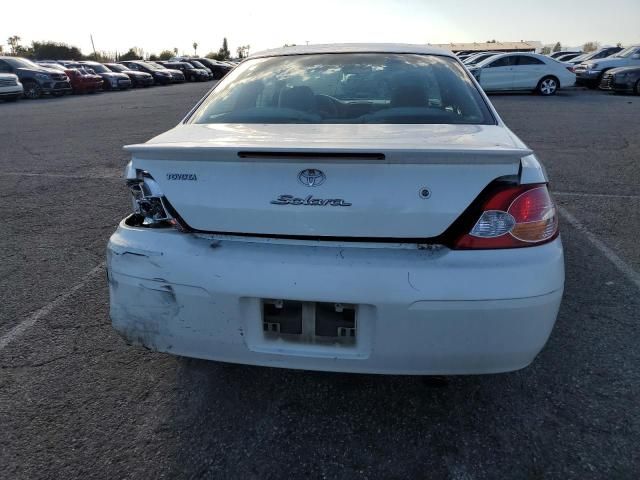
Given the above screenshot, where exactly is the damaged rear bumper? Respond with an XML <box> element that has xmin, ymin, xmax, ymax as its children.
<box><xmin>107</xmin><ymin>219</ymin><xmax>564</xmax><ymax>375</ymax></box>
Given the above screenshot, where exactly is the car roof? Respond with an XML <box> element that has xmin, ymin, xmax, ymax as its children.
<box><xmin>250</xmin><ymin>43</ymin><xmax>454</xmax><ymax>59</ymax></box>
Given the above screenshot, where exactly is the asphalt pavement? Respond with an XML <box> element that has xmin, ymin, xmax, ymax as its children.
<box><xmin>0</xmin><ymin>84</ymin><xmax>638</xmax><ymax>479</ymax></box>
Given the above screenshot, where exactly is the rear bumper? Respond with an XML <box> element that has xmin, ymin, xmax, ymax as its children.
<box><xmin>107</xmin><ymin>221</ymin><xmax>564</xmax><ymax>375</ymax></box>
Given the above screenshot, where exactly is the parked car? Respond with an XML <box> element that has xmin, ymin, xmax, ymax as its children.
<box><xmin>574</xmin><ymin>45</ymin><xmax>640</xmax><ymax>88</ymax></box>
<box><xmin>38</xmin><ymin>62</ymin><xmax>103</xmax><ymax>94</ymax></box>
<box><xmin>118</xmin><ymin>60</ymin><xmax>173</xmax><ymax>85</ymax></box>
<box><xmin>170</xmin><ymin>56</ymin><xmax>232</xmax><ymax>79</ymax></box>
<box><xmin>192</xmin><ymin>58</ymin><xmax>232</xmax><ymax>79</ymax></box>
<box><xmin>0</xmin><ymin>73</ymin><xmax>23</xmax><ymax>101</ymax></box>
<box><xmin>599</xmin><ymin>66</ymin><xmax>640</xmax><ymax>94</ymax></box>
<box><xmin>0</xmin><ymin>56</ymin><xmax>71</xmax><ymax>99</ymax></box>
<box><xmin>78</xmin><ymin>61</ymin><xmax>132</xmax><ymax>90</ymax></box>
<box><xmin>108</xmin><ymin>43</ymin><xmax>564</xmax><ymax>375</ymax></box>
<box><xmin>548</xmin><ymin>50</ymin><xmax>581</xmax><ymax>59</ymax></box>
<box><xmin>554</xmin><ymin>52</ymin><xmax>582</xmax><ymax>62</ymax></box>
<box><xmin>457</xmin><ymin>53</ymin><xmax>476</xmax><ymax>62</ymax></box>
<box><xmin>145</xmin><ymin>62</ymin><xmax>186</xmax><ymax>83</ymax></box>
<box><xmin>468</xmin><ymin>52</ymin><xmax>575</xmax><ymax>95</ymax></box>
<box><xmin>187</xmin><ymin>60</ymin><xmax>214</xmax><ymax>80</ymax></box>
<box><xmin>567</xmin><ymin>46</ymin><xmax>623</xmax><ymax>66</ymax></box>
<box><xmin>463</xmin><ymin>52</ymin><xmax>499</xmax><ymax>66</ymax></box>
<box><xmin>104</xmin><ymin>63</ymin><xmax>154</xmax><ymax>87</ymax></box>
<box><xmin>158</xmin><ymin>61</ymin><xmax>209</xmax><ymax>82</ymax></box>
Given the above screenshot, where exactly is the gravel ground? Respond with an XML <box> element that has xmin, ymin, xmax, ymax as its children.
<box><xmin>0</xmin><ymin>84</ymin><xmax>638</xmax><ymax>480</ymax></box>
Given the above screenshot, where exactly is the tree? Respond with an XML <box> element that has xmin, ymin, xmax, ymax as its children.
<box><xmin>31</xmin><ymin>41</ymin><xmax>83</xmax><ymax>60</ymax></box>
<box><xmin>7</xmin><ymin>35</ymin><xmax>21</xmax><ymax>55</ymax></box>
<box><xmin>193</xmin><ymin>42</ymin><xmax>198</xmax><ymax>55</ymax></box>
<box><xmin>120</xmin><ymin>47</ymin><xmax>143</xmax><ymax>61</ymax></box>
<box><xmin>215</xmin><ymin>37</ymin><xmax>230</xmax><ymax>60</ymax></box>
<box><xmin>541</xmin><ymin>46</ymin><xmax>552</xmax><ymax>55</ymax></box>
<box><xmin>552</xmin><ymin>42</ymin><xmax>562</xmax><ymax>53</ymax></box>
<box><xmin>94</xmin><ymin>51</ymin><xmax>114</xmax><ymax>62</ymax></box>
<box><xmin>173</xmin><ymin>47</ymin><xmax>178</xmax><ymax>56</ymax></box>
<box><xmin>582</xmin><ymin>41</ymin><xmax>598</xmax><ymax>53</ymax></box>
<box><xmin>159</xmin><ymin>50</ymin><xmax>174</xmax><ymax>60</ymax></box>
<box><xmin>148</xmin><ymin>53</ymin><xmax>159</xmax><ymax>61</ymax></box>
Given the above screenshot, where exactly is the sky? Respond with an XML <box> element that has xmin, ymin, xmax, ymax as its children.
<box><xmin>2</xmin><ymin>0</ymin><xmax>639</xmax><ymax>57</ymax></box>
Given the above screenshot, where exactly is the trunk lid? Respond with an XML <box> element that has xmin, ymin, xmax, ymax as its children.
<box><xmin>126</xmin><ymin>124</ymin><xmax>530</xmax><ymax>238</ymax></box>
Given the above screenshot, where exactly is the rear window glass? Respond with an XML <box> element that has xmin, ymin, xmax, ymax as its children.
<box><xmin>190</xmin><ymin>53</ymin><xmax>494</xmax><ymax>125</ymax></box>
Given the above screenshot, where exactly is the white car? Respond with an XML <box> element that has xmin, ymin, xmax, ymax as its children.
<box><xmin>107</xmin><ymin>44</ymin><xmax>564</xmax><ymax>375</ymax></box>
<box><xmin>468</xmin><ymin>52</ymin><xmax>576</xmax><ymax>95</ymax></box>
<box><xmin>0</xmin><ymin>73</ymin><xmax>23</xmax><ymax>102</ymax></box>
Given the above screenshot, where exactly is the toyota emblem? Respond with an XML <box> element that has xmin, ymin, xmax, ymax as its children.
<box><xmin>298</xmin><ymin>169</ymin><xmax>326</xmax><ymax>187</ymax></box>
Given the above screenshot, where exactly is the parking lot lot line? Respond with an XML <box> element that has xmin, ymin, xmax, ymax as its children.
<box><xmin>0</xmin><ymin>263</ymin><xmax>105</xmax><ymax>351</ymax></box>
<box><xmin>559</xmin><ymin>206</ymin><xmax>640</xmax><ymax>291</ymax></box>
<box><xmin>555</xmin><ymin>191</ymin><xmax>640</xmax><ymax>200</ymax></box>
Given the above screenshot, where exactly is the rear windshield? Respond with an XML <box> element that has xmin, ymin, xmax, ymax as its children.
<box><xmin>190</xmin><ymin>53</ymin><xmax>494</xmax><ymax>125</ymax></box>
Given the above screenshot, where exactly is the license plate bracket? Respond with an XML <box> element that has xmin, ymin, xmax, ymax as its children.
<box><xmin>262</xmin><ymin>299</ymin><xmax>356</xmax><ymax>345</ymax></box>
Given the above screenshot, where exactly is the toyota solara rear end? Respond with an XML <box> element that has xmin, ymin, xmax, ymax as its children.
<box><xmin>107</xmin><ymin>44</ymin><xmax>564</xmax><ymax>375</ymax></box>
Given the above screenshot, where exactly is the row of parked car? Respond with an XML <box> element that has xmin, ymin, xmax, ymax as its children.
<box><xmin>0</xmin><ymin>56</ymin><xmax>236</xmax><ymax>101</ymax></box>
<box><xmin>456</xmin><ymin>45</ymin><xmax>640</xmax><ymax>95</ymax></box>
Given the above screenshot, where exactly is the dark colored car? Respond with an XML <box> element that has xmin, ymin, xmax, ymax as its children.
<box><xmin>188</xmin><ymin>60</ymin><xmax>213</xmax><ymax>79</ymax></box>
<box><xmin>568</xmin><ymin>46</ymin><xmax>624</xmax><ymax>65</ymax></box>
<box><xmin>158</xmin><ymin>61</ymin><xmax>209</xmax><ymax>82</ymax></box>
<box><xmin>600</xmin><ymin>66</ymin><xmax>640</xmax><ymax>94</ymax></box>
<box><xmin>0</xmin><ymin>56</ymin><xmax>72</xmax><ymax>99</ymax></box>
<box><xmin>38</xmin><ymin>63</ymin><xmax>103</xmax><ymax>94</ymax></box>
<box><xmin>118</xmin><ymin>61</ymin><xmax>174</xmax><ymax>85</ymax></box>
<box><xmin>77</xmin><ymin>61</ymin><xmax>132</xmax><ymax>90</ymax></box>
<box><xmin>192</xmin><ymin>58</ymin><xmax>232</xmax><ymax>79</ymax></box>
<box><xmin>104</xmin><ymin>63</ymin><xmax>154</xmax><ymax>87</ymax></box>
<box><xmin>145</xmin><ymin>61</ymin><xmax>185</xmax><ymax>83</ymax></box>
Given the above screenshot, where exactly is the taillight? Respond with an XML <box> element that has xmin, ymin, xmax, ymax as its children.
<box><xmin>126</xmin><ymin>169</ymin><xmax>188</xmax><ymax>231</ymax></box>
<box><xmin>453</xmin><ymin>184</ymin><xmax>558</xmax><ymax>249</ymax></box>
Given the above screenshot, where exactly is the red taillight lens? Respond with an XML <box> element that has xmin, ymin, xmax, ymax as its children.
<box><xmin>453</xmin><ymin>184</ymin><xmax>558</xmax><ymax>249</ymax></box>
